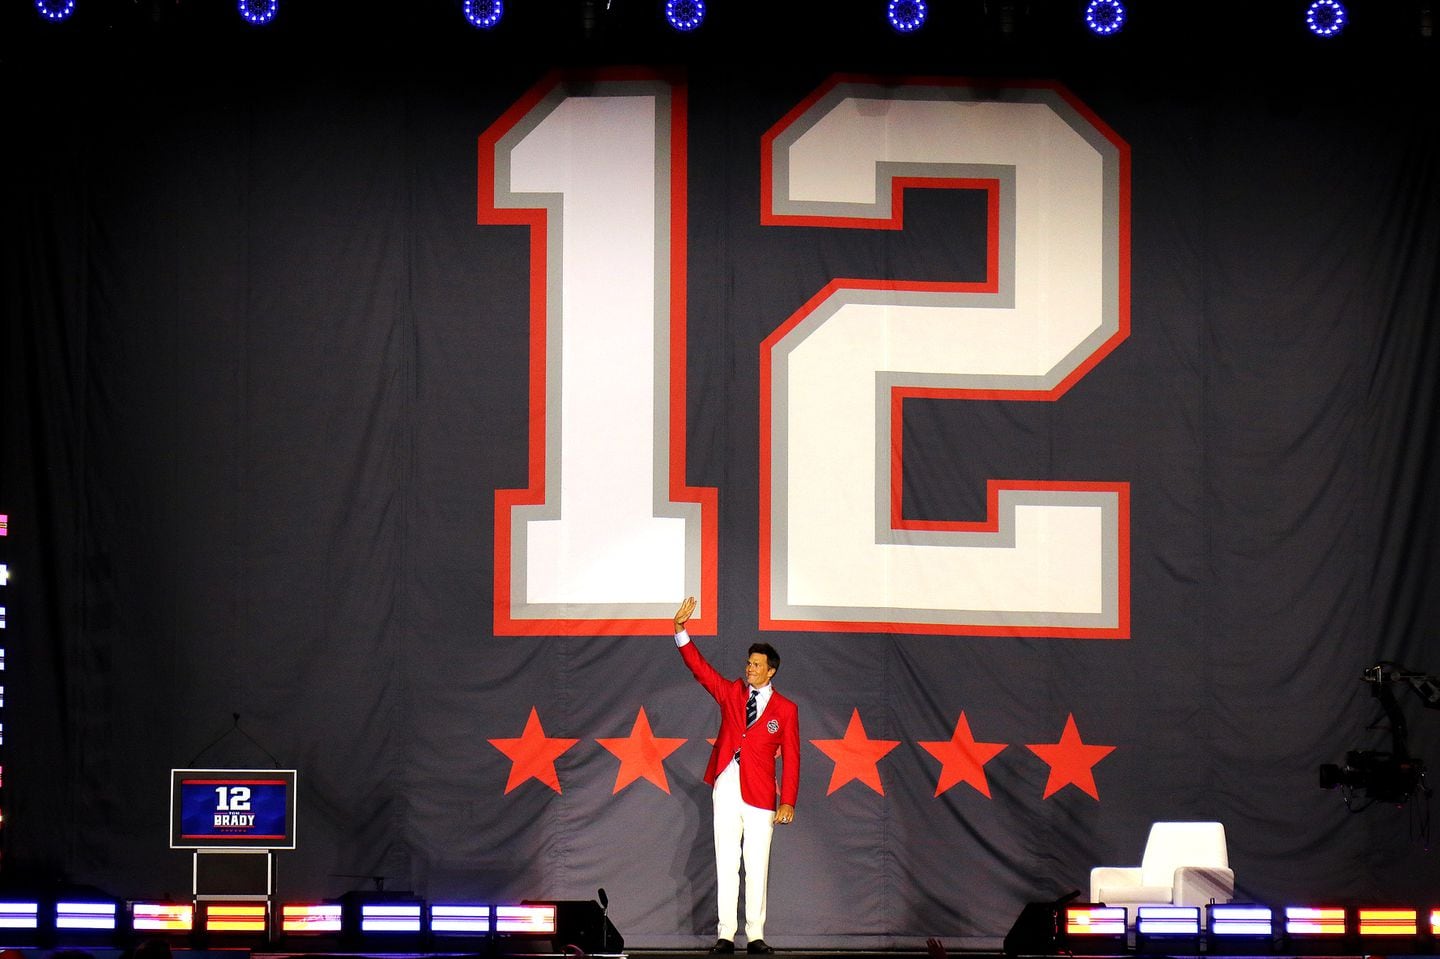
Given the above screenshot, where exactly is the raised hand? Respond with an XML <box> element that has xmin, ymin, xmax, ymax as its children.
<box><xmin>674</xmin><ymin>596</ymin><xmax>697</xmax><ymax>632</ymax></box>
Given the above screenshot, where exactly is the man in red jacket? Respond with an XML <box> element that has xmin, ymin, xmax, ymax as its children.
<box><xmin>673</xmin><ymin>596</ymin><xmax>800</xmax><ymax>956</ymax></box>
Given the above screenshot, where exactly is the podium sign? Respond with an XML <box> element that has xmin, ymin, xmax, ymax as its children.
<box><xmin>170</xmin><ymin>769</ymin><xmax>297</xmax><ymax>850</ymax></box>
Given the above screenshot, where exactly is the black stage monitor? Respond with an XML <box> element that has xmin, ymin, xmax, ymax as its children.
<box><xmin>170</xmin><ymin>768</ymin><xmax>298</xmax><ymax>850</ymax></box>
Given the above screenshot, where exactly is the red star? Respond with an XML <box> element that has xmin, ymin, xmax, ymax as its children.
<box><xmin>1026</xmin><ymin>713</ymin><xmax>1116</xmax><ymax>800</ymax></box>
<box><xmin>810</xmin><ymin>708</ymin><xmax>901</xmax><ymax>796</ymax></box>
<box><xmin>918</xmin><ymin>711</ymin><xmax>1008</xmax><ymax>798</ymax></box>
<box><xmin>489</xmin><ymin>707</ymin><xmax>580</xmax><ymax>794</ymax></box>
<box><xmin>597</xmin><ymin>706</ymin><xmax>688</xmax><ymax>794</ymax></box>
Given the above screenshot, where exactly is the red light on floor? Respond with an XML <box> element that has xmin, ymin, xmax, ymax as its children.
<box><xmin>495</xmin><ymin>903</ymin><xmax>556</xmax><ymax>934</ymax></box>
<box><xmin>131</xmin><ymin>902</ymin><xmax>193</xmax><ymax>932</ymax></box>
<box><xmin>1357</xmin><ymin>907</ymin><xmax>1417</xmax><ymax>936</ymax></box>
<box><xmin>1066</xmin><ymin>905</ymin><xmax>1127</xmax><ymax>936</ymax></box>
<box><xmin>204</xmin><ymin>902</ymin><xmax>267</xmax><ymax>933</ymax></box>
<box><xmin>280</xmin><ymin>903</ymin><xmax>341</xmax><ymax>934</ymax></box>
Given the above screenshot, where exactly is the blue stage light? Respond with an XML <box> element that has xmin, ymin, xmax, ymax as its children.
<box><xmin>430</xmin><ymin>903</ymin><xmax>492</xmax><ymax>936</ymax></box>
<box><xmin>464</xmin><ymin>0</ymin><xmax>504</xmax><ymax>29</ymax></box>
<box><xmin>1209</xmin><ymin>904</ymin><xmax>1274</xmax><ymax>940</ymax></box>
<box><xmin>665</xmin><ymin>0</ymin><xmax>706</xmax><ymax>32</ymax></box>
<box><xmin>887</xmin><ymin>0</ymin><xmax>928</xmax><ymax>32</ymax></box>
<box><xmin>1305</xmin><ymin>0</ymin><xmax>1347</xmax><ymax>36</ymax></box>
<box><xmin>55</xmin><ymin>900</ymin><xmax>118</xmax><ymax>932</ymax></box>
<box><xmin>0</xmin><ymin>900</ymin><xmax>40</xmax><ymax>932</ymax></box>
<box><xmin>34</xmin><ymin>0</ymin><xmax>77</xmax><ymax>22</ymax></box>
<box><xmin>1084</xmin><ymin>0</ymin><xmax>1127</xmax><ymax>35</ymax></box>
<box><xmin>237</xmin><ymin>0</ymin><xmax>277</xmax><ymax>25</ymax></box>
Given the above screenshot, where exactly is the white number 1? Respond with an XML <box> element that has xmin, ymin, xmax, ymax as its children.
<box><xmin>484</xmin><ymin>74</ymin><xmax>717</xmax><ymax>636</ymax></box>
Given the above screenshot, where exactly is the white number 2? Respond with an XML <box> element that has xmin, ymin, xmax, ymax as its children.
<box><xmin>759</xmin><ymin>79</ymin><xmax>1131</xmax><ymax>636</ymax></box>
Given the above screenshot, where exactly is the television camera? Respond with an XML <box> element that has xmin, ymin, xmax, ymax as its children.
<box><xmin>1317</xmin><ymin>662</ymin><xmax>1439</xmax><ymax>806</ymax></box>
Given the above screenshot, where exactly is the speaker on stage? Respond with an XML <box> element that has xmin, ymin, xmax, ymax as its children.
<box><xmin>1003</xmin><ymin>890</ymin><xmax>1081</xmax><ymax>957</ymax></box>
<box><xmin>553</xmin><ymin>894</ymin><xmax>624</xmax><ymax>955</ymax></box>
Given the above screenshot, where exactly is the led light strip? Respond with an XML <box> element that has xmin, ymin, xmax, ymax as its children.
<box><xmin>281</xmin><ymin>903</ymin><xmax>341</xmax><ymax>933</ymax></box>
<box><xmin>1065</xmin><ymin>905</ymin><xmax>1126</xmax><ymax>936</ymax></box>
<box><xmin>1137</xmin><ymin>905</ymin><xmax>1200</xmax><ymax>935</ymax></box>
<box><xmin>56</xmin><ymin>901</ymin><xmax>117</xmax><ymax>931</ymax></box>
<box><xmin>0</xmin><ymin>515</ymin><xmax>8</xmax><ymax>846</ymax></box>
<box><xmin>0</xmin><ymin>901</ymin><xmax>38</xmax><ymax>930</ymax></box>
<box><xmin>495</xmin><ymin>903</ymin><xmax>556</xmax><ymax>934</ymax></box>
<box><xmin>1358</xmin><ymin>907</ymin><xmax>1417</xmax><ymax>936</ymax></box>
<box><xmin>132</xmin><ymin>902</ymin><xmax>193</xmax><ymax>932</ymax></box>
<box><xmin>1286</xmin><ymin>906</ymin><xmax>1347</xmax><ymax>935</ymax></box>
<box><xmin>360</xmin><ymin>902</ymin><xmax>423</xmax><ymax>932</ymax></box>
<box><xmin>205</xmin><ymin>903</ymin><xmax>267</xmax><ymax>932</ymax></box>
<box><xmin>1210</xmin><ymin>904</ymin><xmax>1273</xmax><ymax>937</ymax></box>
<box><xmin>431</xmin><ymin>903</ymin><xmax>492</xmax><ymax>934</ymax></box>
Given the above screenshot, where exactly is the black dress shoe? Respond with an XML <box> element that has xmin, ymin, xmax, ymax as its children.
<box><xmin>747</xmin><ymin>940</ymin><xmax>775</xmax><ymax>954</ymax></box>
<box><xmin>709</xmin><ymin>939</ymin><xmax>735</xmax><ymax>954</ymax></box>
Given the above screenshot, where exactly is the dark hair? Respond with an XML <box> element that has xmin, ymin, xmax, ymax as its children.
<box><xmin>748</xmin><ymin>642</ymin><xmax>780</xmax><ymax>673</ymax></box>
<box><xmin>132</xmin><ymin>941</ymin><xmax>173</xmax><ymax>959</ymax></box>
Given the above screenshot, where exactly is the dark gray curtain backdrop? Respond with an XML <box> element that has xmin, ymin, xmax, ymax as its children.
<box><xmin>3</xmin><ymin>4</ymin><xmax>1440</xmax><ymax>949</ymax></box>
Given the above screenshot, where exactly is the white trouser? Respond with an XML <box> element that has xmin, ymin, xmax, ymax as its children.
<box><xmin>712</xmin><ymin>761</ymin><xmax>775</xmax><ymax>943</ymax></box>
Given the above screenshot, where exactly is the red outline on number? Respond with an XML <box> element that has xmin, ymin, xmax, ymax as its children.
<box><xmin>482</xmin><ymin>69</ymin><xmax>718</xmax><ymax>637</ymax></box>
<box><xmin>758</xmin><ymin>73</ymin><xmax>1131</xmax><ymax>638</ymax></box>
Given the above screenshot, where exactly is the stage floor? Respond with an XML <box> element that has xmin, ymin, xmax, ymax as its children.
<box><xmin>3</xmin><ymin>947</ymin><xmax>1423</xmax><ymax>959</ymax></box>
<box><xmin>30</xmin><ymin>944</ymin><xmax>1428</xmax><ymax>950</ymax></box>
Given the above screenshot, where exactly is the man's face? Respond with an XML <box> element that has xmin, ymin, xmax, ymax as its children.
<box><xmin>745</xmin><ymin>652</ymin><xmax>776</xmax><ymax>690</ymax></box>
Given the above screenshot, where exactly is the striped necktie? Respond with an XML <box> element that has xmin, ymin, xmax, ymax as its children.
<box><xmin>734</xmin><ymin>689</ymin><xmax>758</xmax><ymax>765</ymax></box>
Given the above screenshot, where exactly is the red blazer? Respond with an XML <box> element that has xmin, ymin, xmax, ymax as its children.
<box><xmin>680</xmin><ymin>639</ymin><xmax>800</xmax><ymax>810</ymax></box>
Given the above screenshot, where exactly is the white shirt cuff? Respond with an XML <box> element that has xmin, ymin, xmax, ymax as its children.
<box><xmin>674</xmin><ymin>628</ymin><xmax>690</xmax><ymax>648</ymax></box>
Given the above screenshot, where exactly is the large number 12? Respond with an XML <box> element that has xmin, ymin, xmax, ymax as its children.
<box><xmin>215</xmin><ymin>786</ymin><xmax>251</xmax><ymax>812</ymax></box>
<box><xmin>484</xmin><ymin>71</ymin><xmax>1130</xmax><ymax>638</ymax></box>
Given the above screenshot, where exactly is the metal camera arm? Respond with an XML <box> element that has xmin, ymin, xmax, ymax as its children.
<box><xmin>1361</xmin><ymin>661</ymin><xmax>1440</xmax><ymax>758</ymax></box>
<box><xmin>1363</xmin><ymin>663</ymin><xmax>1412</xmax><ymax>759</ymax></box>
<box><xmin>1364</xmin><ymin>662</ymin><xmax>1440</xmax><ymax>703</ymax></box>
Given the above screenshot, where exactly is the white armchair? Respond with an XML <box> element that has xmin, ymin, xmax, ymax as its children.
<box><xmin>1089</xmin><ymin>821</ymin><xmax>1235</xmax><ymax>921</ymax></box>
